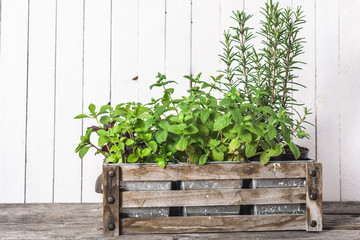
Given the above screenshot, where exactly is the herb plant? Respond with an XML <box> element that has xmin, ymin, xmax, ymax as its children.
<box><xmin>75</xmin><ymin>0</ymin><xmax>311</xmax><ymax>167</ymax></box>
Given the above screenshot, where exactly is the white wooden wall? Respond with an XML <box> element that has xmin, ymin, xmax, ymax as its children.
<box><xmin>0</xmin><ymin>0</ymin><xmax>359</xmax><ymax>203</ymax></box>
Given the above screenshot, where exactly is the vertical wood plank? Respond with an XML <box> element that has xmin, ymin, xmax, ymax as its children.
<box><xmin>26</xmin><ymin>0</ymin><xmax>56</xmax><ymax>203</ymax></box>
<box><xmin>0</xmin><ymin>0</ymin><xmax>28</xmax><ymax>203</ymax></box>
<box><xmin>306</xmin><ymin>163</ymin><xmax>323</xmax><ymax>231</ymax></box>
<box><xmin>137</xmin><ymin>0</ymin><xmax>166</xmax><ymax>104</ymax></box>
<box><xmin>82</xmin><ymin>0</ymin><xmax>111</xmax><ymax>202</ymax></box>
<box><xmin>103</xmin><ymin>165</ymin><xmax>120</xmax><ymax>236</ymax></box>
<box><xmin>339</xmin><ymin>0</ymin><xmax>360</xmax><ymax>201</ymax></box>
<box><xmin>53</xmin><ymin>0</ymin><xmax>84</xmax><ymax>202</ymax></box>
<box><xmin>315</xmin><ymin>0</ymin><xmax>340</xmax><ymax>201</ymax></box>
<box><xmin>292</xmin><ymin>0</ymin><xmax>316</xmax><ymax>160</ymax></box>
<box><xmin>166</xmin><ymin>0</ymin><xmax>191</xmax><ymax>99</ymax></box>
<box><xmin>192</xmin><ymin>0</ymin><xmax>221</xmax><ymax>96</ymax></box>
<box><xmin>111</xmin><ymin>0</ymin><xmax>139</xmax><ymax>104</ymax></box>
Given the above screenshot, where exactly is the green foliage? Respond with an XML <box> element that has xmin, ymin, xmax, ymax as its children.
<box><xmin>75</xmin><ymin>1</ymin><xmax>311</xmax><ymax>167</ymax></box>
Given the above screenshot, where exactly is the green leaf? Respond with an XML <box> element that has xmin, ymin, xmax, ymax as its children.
<box><xmin>134</xmin><ymin>119</ymin><xmax>146</xmax><ymax>132</ymax></box>
<box><xmin>157</xmin><ymin>157</ymin><xmax>167</xmax><ymax>168</ymax></box>
<box><xmin>209</xmin><ymin>139</ymin><xmax>221</xmax><ymax>150</ymax></box>
<box><xmin>106</xmin><ymin>155</ymin><xmax>116</xmax><ymax>163</ymax></box>
<box><xmin>155</xmin><ymin>130</ymin><xmax>168</xmax><ymax>143</ymax></box>
<box><xmin>125</xmin><ymin>139</ymin><xmax>135</xmax><ymax>145</ymax></box>
<box><xmin>198</xmin><ymin>155</ymin><xmax>207</xmax><ymax>165</ymax></box>
<box><xmin>260</xmin><ymin>152</ymin><xmax>271</xmax><ymax>165</ymax></box>
<box><xmin>260</xmin><ymin>106</ymin><xmax>276</xmax><ymax>117</ymax></box>
<box><xmin>197</xmin><ymin>125</ymin><xmax>209</xmax><ymax>138</ymax></box>
<box><xmin>168</xmin><ymin>124</ymin><xmax>186</xmax><ymax>135</ymax></box>
<box><xmin>100</xmin><ymin>116</ymin><xmax>111</xmax><ymax>125</ymax></box>
<box><xmin>158</xmin><ymin>120</ymin><xmax>170</xmax><ymax>131</ymax></box>
<box><xmin>200</xmin><ymin>108</ymin><xmax>211</xmax><ymax>124</ymax></box>
<box><xmin>212</xmin><ymin>149</ymin><xmax>224</xmax><ymax>161</ymax></box>
<box><xmin>216</xmin><ymin>144</ymin><xmax>227</xmax><ymax>152</ymax></box>
<box><xmin>267</xmin><ymin>125</ymin><xmax>277</xmax><ymax>140</ymax></box>
<box><xmin>98</xmin><ymin>136</ymin><xmax>109</xmax><ymax>146</ymax></box>
<box><xmin>245</xmin><ymin>143</ymin><xmax>257</xmax><ymax>158</ymax></box>
<box><xmin>148</xmin><ymin>141</ymin><xmax>158</xmax><ymax>152</ymax></box>
<box><xmin>269</xmin><ymin>144</ymin><xmax>283</xmax><ymax>157</ymax></box>
<box><xmin>183</xmin><ymin>124</ymin><xmax>198</xmax><ymax>135</ymax></box>
<box><xmin>127</xmin><ymin>154</ymin><xmax>139</xmax><ymax>163</ymax></box>
<box><xmin>99</xmin><ymin>105</ymin><xmax>111</xmax><ymax>114</ymax></box>
<box><xmin>75</xmin><ymin>142</ymin><xmax>87</xmax><ymax>153</ymax></box>
<box><xmin>281</xmin><ymin>123</ymin><xmax>291</xmax><ymax>143</ymax></box>
<box><xmin>213</xmin><ymin>115</ymin><xmax>231</xmax><ymax>131</ymax></box>
<box><xmin>239</xmin><ymin>132</ymin><xmax>252</xmax><ymax>143</ymax></box>
<box><xmin>141</xmin><ymin>148</ymin><xmax>152</xmax><ymax>157</ymax></box>
<box><xmin>88</xmin><ymin>103</ymin><xmax>96</xmax><ymax>113</ymax></box>
<box><xmin>176</xmin><ymin>137</ymin><xmax>188</xmax><ymax>151</ymax></box>
<box><xmin>97</xmin><ymin>129</ymin><xmax>107</xmax><ymax>137</ymax></box>
<box><xmin>79</xmin><ymin>146</ymin><xmax>90</xmax><ymax>159</ymax></box>
<box><xmin>74</xmin><ymin>114</ymin><xmax>90</xmax><ymax>119</ymax></box>
<box><xmin>229</xmin><ymin>139</ymin><xmax>241</xmax><ymax>151</ymax></box>
<box><xmin>289</xmin><ymin>142</ymin><xmax>300</xmax><ymax>159</ymax></box>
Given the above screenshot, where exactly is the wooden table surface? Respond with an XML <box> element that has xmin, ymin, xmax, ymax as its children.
<box><xmin>0</xmin><ymin>202</ymin><xmax>359</xmax><ymax>239</ymax></box>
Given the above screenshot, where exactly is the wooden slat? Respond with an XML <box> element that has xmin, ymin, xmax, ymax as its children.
<box><xmin>315</xmin><ymin>0</ymin><xmax>340</xmax><ymax>202</ymax></box>
<box><xmin>53</xmin><ymin>0</ymin><xmax>83</xmax><ymax>203</ymax></box>
<box><xmin>0</xmin><ymin>0</ymin><xmax>28</xmax><ymax>203</ymax></box>
<box><xmin>102</xmin><ymin>165</ymin><xmax>120</xmax><ymax>236</ymax></box>
<box><xmin>121</xmin><ymin>214</ymin><xmax>306</xmax><ymax>233</ymax></box>
<box><xmin>306</xmin><ymin>163</ymin><xmax>323</xmax><ymax>231</ymax></box>
<box><xmin>121</xmin><ymin>188</ymin><xmax>306</xmax><ymax>208</ymax></box>
<box><xmin>117</xmin><ymin>163</ymin><xmax>307</xmax><ymax>181</ymax></box>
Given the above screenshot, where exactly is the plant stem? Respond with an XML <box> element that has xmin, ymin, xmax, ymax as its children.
<box><xmin>89</xmin><ymin>142</ymin><xmax>108</xmax><ymax>158</ymax></box>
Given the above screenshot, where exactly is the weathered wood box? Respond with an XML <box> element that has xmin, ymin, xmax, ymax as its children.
<box><xmin>102</xmin><ymin>162</ymin><xmax>322</xmax><ymax>236</ymax></box>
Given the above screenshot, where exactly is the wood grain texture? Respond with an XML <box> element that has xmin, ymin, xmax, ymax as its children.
<box><xmin>192</xmin><ymin>0</ymin><xmax>221</xmax><ymax>97</ymax></box>
<box><xmin>0</xmin><ymin>202</ymin><xmax>357</xmax><ymax>239</ymax></box>
<box><xmin>165</xmin><ymin>0</ymin><xmax>191</xmax><ymax>99</ymax></box>
<box><xmin>315</xmin><ymin>0</ymin><xmax>340</xmax><ymax>201</ymax></box>
<box><xmin>306</xmin><ymin>163</ymin><xmax>323</xmax><ymax>231</ymax></box>
<box><xmin>102</xmin><ymin>165</ymin><xmax>120</xmax><ymax>236</ymax></box>
<box><xmin>121</xmin><ymin>214</ymin><xmax>306</xmax><ymax>233</ymax></box>
<box><xmin>53</xmin><ymin>0</ymin><xmax>83</xmax><ymax>203</ymax></box>
<box><xmin>111</xmin><ymin>0</ymin><xmax>139</xmax><ymax>104</ymax></box>
<box><xmin>121</xmin><ymin>188</ymin><xmax>305</xmax><ymax>208</ymax></box>
<box><xmin>117</xmin><ymin>162</ymin><xmax>307</xmax><ymax>181</ymax></box>
<box><xmin>339</xmin><ymin>0</ymin><xmax>360</xmax><ymax>201</ymax></box>
<box><xmin>82</xmin><ymin>0</ymin><xmax>111</xmax><ymax>203</ymax></box>
<box><xmin>26</xmin><ymin>0</ymin><xmax>56</xmax><ymax>203</ymax></box>
<box><xmin>137</xmin><ymin>0</ymin><xmax>165</xmax><ymax>104</ymax></box>
<box><xmin>0</xmin><ymin>0</ymin><xmax>28</xmax><ymax>203</ymax></box>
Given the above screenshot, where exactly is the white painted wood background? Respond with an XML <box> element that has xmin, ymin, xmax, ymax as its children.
<box><xmin>0</xmin><ymin>0</ymin><xmax>359</xmax><ymax>203</ymax></box>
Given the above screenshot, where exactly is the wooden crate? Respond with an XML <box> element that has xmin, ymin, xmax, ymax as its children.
<box><xmin>102</xmin><ymin>162</ymin><xmax>322</xmax><ymax>236</ymax></box>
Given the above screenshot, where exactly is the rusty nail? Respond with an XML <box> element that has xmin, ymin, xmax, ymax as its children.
<box><xmin>310</xmin><ymin>220</ymin><xmax>317</xmax><ymax>228</ymax></box>
<box><xmin>109</xmin><ymin>170</ymin><xmax>115</xmax><ymax>178</ymax></box>
<box><xmin>310</xmin><ymin>169</ymin><xmax>317</xmax><ymax>177</ymax></box>
<box><xmin>108</xmin><ymin>223</ymin><xmax>115</xmax><ymax>231</ymax></box>
<box><xmin>310</xmin><ymin>193</ymin><xmax>318</xmax><ymax>200</ymax></box>
<box><xmin>107</xmin><ymin>196</ymin><xmax>115</xmax><ymax>204</ymax></box>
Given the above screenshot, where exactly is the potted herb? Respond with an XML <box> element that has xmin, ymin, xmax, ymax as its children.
<box><xmin>75</xmin><ymin>0</ymin><xmax>322</xmax><ymax>235</ymax></box>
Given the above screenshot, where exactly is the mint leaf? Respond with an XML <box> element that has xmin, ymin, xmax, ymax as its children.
<box><xmin>74</xmin><ymin>114</ymin><xmax>90</xmax><ymax>119</ymax></box>
<box><xmin>267</xmin><ymin>125</ymin><xmax>277</xmax><ymax>139</ymax></box>
<box><xmin>229</xmin><ymin>139</ymin><xmax>241</xmax><ymax>151</ymax></box>
<box><xmin>79</xmin><ymin>146</ymin><xmax>90</xmax><ymax>159</ymax></box>
<box><xmin>127</xmin><ymin>154</ymin><xmax>139</xmax><ymax>163</ymax></box>
<box><xmin>245</xmin><ymin>143</ymin><xmax>257</xmax><ymax>158</ymax></box>
<box><xmin>198</xmin><ymin>155</ymin><xmax>207</xmax><ymax>165</ymax></box>
<box><xmin>176</xmin><ymin>137</ymin><xmax>188</xmax><ymax>151</ymax></box>
<box><xmin>260</xmin><ymin>152</ymin><xmax>270</xmax><ymax>165</ymax></box>
<box><xmin>200</xmin><ymin>108</ymin><xmax>211</xmax><ymax>124</ymax></box>
<box><xmin>213</xmin><ymin>115</ymin><xmax>231</xmax><ymax>131</ymax></box>
<box><xmin>155</xmin><ymin>130</ymin><xmax>168</xmax><ymax>143</ymax></box>
<box><xmin>183</xmin><ymin>124</ymin><xmax>198</xmax><ymax>135</ymax></box>
<box><xmin>289</xmin><ymin>142</ymin><xmax>300</xmax><ymax>159</ymax></box>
